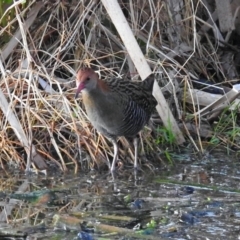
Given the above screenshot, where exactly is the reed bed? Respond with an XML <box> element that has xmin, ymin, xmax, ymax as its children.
<box><xmin>0</xmin><ymin>0</ymin><xmax>239</xmax><ymax>172</ymax></box>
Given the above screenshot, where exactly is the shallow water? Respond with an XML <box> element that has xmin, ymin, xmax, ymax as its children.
<box><xmin>0</xmin><ymin>150</ymin><xmax>240</xmax><ymax>239</ymax></box>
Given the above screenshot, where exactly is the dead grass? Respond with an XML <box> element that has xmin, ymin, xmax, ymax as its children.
<box><xmin>0</xmin><ymin>0</ymin><xmax>239</xmax><ymax>172</ymax></box>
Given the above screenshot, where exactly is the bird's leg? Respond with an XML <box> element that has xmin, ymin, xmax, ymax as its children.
<box><xmin>133</xmin><ymin>137</ymin><xmax>138</xmax><ymax>169</ymax></box>
<box><xmin>110</xmin><ymin>138</ymin><xmax>118</xmax><ymax>172</ymax></box>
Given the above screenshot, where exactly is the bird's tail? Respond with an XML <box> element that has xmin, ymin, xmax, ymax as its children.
<box><xmin>141</xmin><ymin>74</ymin><xmax>155</xmax><ymax>92</ymax></box>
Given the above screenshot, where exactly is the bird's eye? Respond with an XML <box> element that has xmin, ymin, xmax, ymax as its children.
<box><xmin>86</xmin><ymin>77</ymin><xmax>90</xmax><ymax>81</ymax></box>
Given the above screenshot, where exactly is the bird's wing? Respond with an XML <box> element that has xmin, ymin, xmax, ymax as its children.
<box><xmin>106</xmin><ymin>76</ymin><xmax>157</xmax><ymax>114</ymax></box>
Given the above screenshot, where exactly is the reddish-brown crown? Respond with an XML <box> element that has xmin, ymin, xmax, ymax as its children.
<box><xmin>75</xmin><ymin>68</ymin><xmax>109</xmax><ymax>98</ymax></box>
<box><xmin>76</xmin><ymin>68</ymin><xmax>97</xmax><ymax>89</ymax></box>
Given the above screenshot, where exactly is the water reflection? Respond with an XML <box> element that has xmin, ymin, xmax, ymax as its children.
<box><xmin>0</xmin><ymin>151</ymin><xmax>240</xmax><ymax>239</ymax></box>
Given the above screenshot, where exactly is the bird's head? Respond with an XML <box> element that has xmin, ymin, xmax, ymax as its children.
<box><xmin>75</xmin><ymin>68</ymin><xmax>99</xmax><ymax>98</ymax></box>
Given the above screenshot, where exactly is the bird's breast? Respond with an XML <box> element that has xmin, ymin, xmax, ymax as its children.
<box><xmin>82</xmin><ymin>92</ymin><xmax>124</xmax><ymax>134</ymax></box>
<box><xmin>81</xmin><ymin>90</ymin><xmax>152</xmax><ymax>138</ymax></box>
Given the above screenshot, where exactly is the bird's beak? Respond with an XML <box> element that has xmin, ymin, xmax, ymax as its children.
<box><xmin>75</xmin><ymin>82</ymin><xmax>84</xmax><ymax>99</ymax></box>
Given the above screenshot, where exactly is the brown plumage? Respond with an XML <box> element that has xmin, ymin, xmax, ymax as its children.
<box><xmin>75</xmin><ymin>68</ymin><xmax>157</xmax><ymax>171</ymax></box>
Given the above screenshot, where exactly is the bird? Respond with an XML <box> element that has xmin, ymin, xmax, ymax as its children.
<box><xmin>75</xmin><ymin>68</ymin><xmax>157</xmax><ymax>172</ymax></box>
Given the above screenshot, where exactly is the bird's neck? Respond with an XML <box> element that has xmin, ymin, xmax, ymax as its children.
<box><xmin>81</xmin><ymin>79</ymin><xmax>111</xmax><ymax>111</ymax></box>
<box><xmin>82</xmin><ymin>85</ymin><xmax>109</xmax><ymax>109</ymax></box>
<box><xmin>97</xmin><ymin>79</ymin><xmax>109</xmax><ymax>92</ymax></box>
